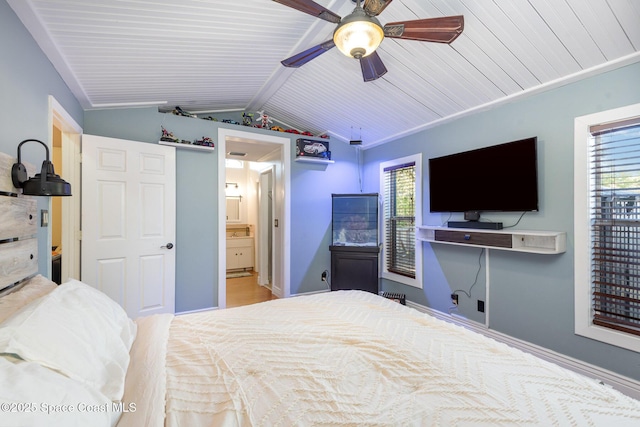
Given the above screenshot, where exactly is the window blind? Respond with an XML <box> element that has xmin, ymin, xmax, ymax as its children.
<box><xmin>590</xmin><ymin>120</ymin><xmax>640</xmax><ymax>337</ymax></box>
<box><xmin>383</xmin><ymin>162</ymin><xmax>416</xmax><ymax>278</ymax></box>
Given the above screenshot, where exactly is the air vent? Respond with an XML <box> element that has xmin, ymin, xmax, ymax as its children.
<box><xmin>227</xmin><ymin>151</ymin><xmax>247</xmax><ymax>157</ymax></box>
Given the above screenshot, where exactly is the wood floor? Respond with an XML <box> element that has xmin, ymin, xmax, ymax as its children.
<box><xmin>226</xmin><ymin>271</ymin><xmax>277</xmax><ymax>308</ymax></box>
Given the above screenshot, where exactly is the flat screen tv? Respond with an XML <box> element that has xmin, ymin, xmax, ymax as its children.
<box><xmin>428</xmin><ymin>137</ymin><xmax>539</xmax><ymax>215</ymax></box>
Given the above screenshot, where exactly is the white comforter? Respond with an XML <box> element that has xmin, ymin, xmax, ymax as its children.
<box><xmin>118</xmin><ymin>291</ymin><xmax>640</xmax><ymax>426</ymax></box>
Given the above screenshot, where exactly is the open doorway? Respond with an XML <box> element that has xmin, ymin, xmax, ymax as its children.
<box><xmin>49</xmin><ymin>96</ymin><xmax>82</xmax><ymax>284</ymax></box>
<box><xmin>217</xmin><ymin>128</ymin><xmax>290</xmax><ymax>309</ymax></box>
<box><xmin>224</xmin><ymin>158</ymin><xmax>275</xmax><ymax>308</ymax></box>
<box><xmin>51</xmin><ymin>126</ymin><xmax>62</xmax><ymax>283</ymax></box>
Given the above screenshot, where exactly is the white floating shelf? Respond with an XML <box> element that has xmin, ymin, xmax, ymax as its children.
<box><xmin>417</xmin><ymin>226</ymin><xmax>566</xmax><ymax>254</ymax></box>
<box><xmin>159</xmin><ymin>140</ymin><xmax>215</xmax><ymax>152</ymax></box>
<box><xmin>295</xmin><ymin>157</ymin><xmax>334</xmax><ymax>164</ymax></box>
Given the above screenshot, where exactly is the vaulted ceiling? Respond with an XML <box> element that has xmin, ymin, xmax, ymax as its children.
<box><xmin>8</xmin><ymin>0</ymin><xmax>640</xmax><ymax>147</ymax></box>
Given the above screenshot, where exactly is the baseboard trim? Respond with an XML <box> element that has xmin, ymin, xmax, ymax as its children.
<box><xmin>406</xmin><ymin>300</ymin><xmax>640</xmax><ymax>401</ymax></box>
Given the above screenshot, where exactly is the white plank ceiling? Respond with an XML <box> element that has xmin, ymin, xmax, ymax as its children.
<box><xmin>8</xmin><ymin>0</ymin><xmax>640</xmax><ymax>147</ymax></box>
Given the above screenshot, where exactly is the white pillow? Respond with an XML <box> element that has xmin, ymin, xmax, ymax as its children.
<box><xmin>0</xmin><ymin>356</ymin><xmax>119</xmax><ymax>427</ymax></box>
<box><xmin>0</xmin><ymin>279</ymin><xmax>137</xmax><ymax>401</ymax></box>
<box><xmin>0</xmin><ymin>275</ymin><xmax>57</xmax><ymax>324</ymax></box>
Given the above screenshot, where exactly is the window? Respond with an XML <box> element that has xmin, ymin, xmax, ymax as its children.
<box><xmin>575</xmin><ymin>103</ymin><xmax>640</xmax><ymax>352</ymax></box>
<box><xmin>225</xmin><ymin>159</ymin><xmax>244</xmax><ymax>169</ymax></box>
<box><xmin>380</xmin><ymin>154</ymin><xmax>422</xmax><ymax>288</ymax></box>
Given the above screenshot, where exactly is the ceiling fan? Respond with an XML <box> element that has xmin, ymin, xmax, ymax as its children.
<box><xmin>273</xmin><ymin>0</ymin><xmax>464</xmax><ymax>82</ymax></box>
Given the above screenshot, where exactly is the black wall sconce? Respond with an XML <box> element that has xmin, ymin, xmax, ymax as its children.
<box><xmin>11</xmin><ymin>139</ymin><xmax>72</xmax><ymax>196</ymax></box>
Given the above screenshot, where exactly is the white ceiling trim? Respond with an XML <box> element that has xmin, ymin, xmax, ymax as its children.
<box><xmin>364</xmin><ymin>50</ymin><xmax>640</xmax><ymax>149</ymax></box>
<box><xmin>8</xmin><ymin>0</ymin><xmax>640</xmax><ymax>147</ymax></box>
<box><xmin>8</xmin><ymin>0</ymin><xmax>93</xmax><ymax>108</ymax></box>
<box><xmin>245</xmin><ymin>0</ymin><xmax>343</xmax><ymax>112</ymax></box>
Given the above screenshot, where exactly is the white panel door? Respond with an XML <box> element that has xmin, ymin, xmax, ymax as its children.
<box><xmin>81</xmin><ymin>135</ymin><xmax>176</xmax><ymax>318</ymax></box>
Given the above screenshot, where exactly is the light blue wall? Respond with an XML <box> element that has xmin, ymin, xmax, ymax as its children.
<box><xmin>362</xmin><ymin>61</ymin><xmax>640</xmax><ymax>381</ymax></box>
<box><xmin>84</xmin><ymin>108</ymin><xmax>362</xmax><ymax>311</ymax></box>
<box><xmin>0</xmin><ymin>0</ymin><xmax>83</xmax><ymax>276</ymax></box>
<box><xmin>5</xmin><ymin>0</ymin><xmax>639</xmax><ymax>383</ymax></box>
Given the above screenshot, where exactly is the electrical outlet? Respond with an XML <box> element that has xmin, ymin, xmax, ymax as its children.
<box><xmin>451</xmin><ymin>293</ymin><xmax>458</xmax><ymax>305</ymax></box>
<box><xmin>321</xmin><ymin>271</ymin><xmax>328</xmax><ymax>282</ymax></box>
<box><xmin>477</xmin><ymin>300</ymin><xmax>485</xmax><ymax>313</ymax></box>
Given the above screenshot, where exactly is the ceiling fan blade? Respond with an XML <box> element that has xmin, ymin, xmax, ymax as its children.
<box><xmin>383</xmin><ymin>15</ymin><xmax>464</xmax><ymax>43</ymax></box>
<box><xmin>281</xmin><ymin>40</ymin><xmax>336</xmax><ymax>68</ymax></box>
<box><xmin>360</xmin><ymin>51</ymin><xmax>387</xmax><ymax>82</ymax></box>
<box><xmin>363</xmin><ymin>0</ymin><xmax>394</xmax><ymax>16</ymax></box>
<box><xmin>272</xmin><ymin>0</ymin><xmax>341</xmax><ymax>23</ymax></box>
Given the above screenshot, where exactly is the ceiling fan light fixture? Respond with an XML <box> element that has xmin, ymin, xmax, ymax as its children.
<box><xmin>333</xmin><ymin>7</ymin><xmax>384</xmax><ymax>59</ymax></box>
<box><xmin>276</xmin><ymin>0</ymin><xmax>464</xmax><ymax>82</ymax></box>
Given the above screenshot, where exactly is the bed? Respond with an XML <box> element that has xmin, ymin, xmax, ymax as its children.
<box><xmin>2</xmin><ymin>280</ymin><xmax>640</xmax><ymax>427</ymax></box>
<box><xmin>1</xmin><ymin>151</ymin><xmax>640</xmax><ymax>426</ymax></box>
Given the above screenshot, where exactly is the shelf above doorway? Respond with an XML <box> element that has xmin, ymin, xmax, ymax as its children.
<box><xmin>159</xmin><ymin>140</ymin><xmax>215</xmax><ymax>152</ymax></box>
<box><xmin>295</xmin><ymin>157</ymin><xmax>334</xmax><ymax>164</ymax></box>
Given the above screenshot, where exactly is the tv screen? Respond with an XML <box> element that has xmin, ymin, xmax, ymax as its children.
<box><xmin>429</xmin><ymin>137</ymin><xmax>539</xmax><ymax>213</ymax></box>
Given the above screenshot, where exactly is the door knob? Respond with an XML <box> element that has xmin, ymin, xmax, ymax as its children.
<box><xmin>161</xmin><ymin>243</ymin><xmax>174</xmax><ymax>249</ymax></box>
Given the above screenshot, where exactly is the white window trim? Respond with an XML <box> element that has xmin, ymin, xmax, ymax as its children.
<box><xmin>574</xmin><ymin>102</ymin><xmax>640</xmax><ymax>353</ymax></box>
<box><xmin>380</xmin><ymin>154</ymin><xmax>423</xmax><ymax>288</ymax></box>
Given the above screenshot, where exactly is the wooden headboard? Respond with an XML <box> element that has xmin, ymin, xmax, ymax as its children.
<box><xmin>0</xmin><ymin>151</ymin><xmax>38</xmax><ymax>292</ymax></box>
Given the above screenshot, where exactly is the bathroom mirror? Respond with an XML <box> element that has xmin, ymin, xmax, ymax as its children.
<box><xmin>226</xmin><ymin>197</ymin><xmax>241</xmax><ymax>222</ymax></box>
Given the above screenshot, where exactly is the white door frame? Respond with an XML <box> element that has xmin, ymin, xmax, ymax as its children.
<box><xmin>217</xmin><ymin>128</ymin><xmax>290</xmax><ymax>308</ymax></box>
<box><xmin>49</xmin><ymin>96</ymin><xmax>82</xmax><ymax>283</ymax></box>
<box><xmin>258</xmin><ymin>166</ymin><xmax>274</xmax><ymax>288</ymax></box>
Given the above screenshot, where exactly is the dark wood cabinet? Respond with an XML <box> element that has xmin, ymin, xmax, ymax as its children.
<box><xmin>330</xmin><ymin>245</ymin><xmax>380</xmax><ymax>294</ymax></box>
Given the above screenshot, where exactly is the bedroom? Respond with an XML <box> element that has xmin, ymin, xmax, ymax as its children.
<box><xmin>1</xmin><ymin>0</ymin><xmax>640</xmax><ymax>424</ymax></box>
